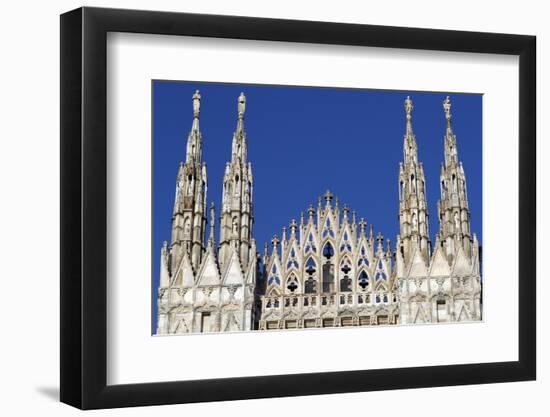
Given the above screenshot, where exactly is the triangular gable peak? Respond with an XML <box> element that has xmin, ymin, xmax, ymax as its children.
<box><xmin>375</xmin><ymin>280</ymin><xmax>389</xmax><ymax>292</ymax></box>
<box><xmin>428</xmin><ymin>243</ymin><xmax>451</xmax><ymax>277</ymax></box>
<box><xmin>196</xmin><ymin>248</ymin><xmax>221</xmax><ymax>286</ymax></box>
<box><xmin>374</xmin><ymin>253</ymin><xmax>390</xmax><ymax>283</ymax></box>
<box><xmin>303</xmin><ymin>224</ymin><xmax>319</xmax><ymax>256</ymax></box>
<box><xmin>451</xmin><ymin>244</ymin><xmax>473</xmax><ymax>277</ymax></box>
<box><xmin>320</xmin><ymin>209</ymin><xmax>337</xmax><ymax>241</ymax></box>
<box><xmin>407</xmin><ymin>246</ymin><xmax>429</xmax><ymax>278</ymax></box>
<box><xmin>266</xmin><ymin>254</ymin><xmax>283</xmax><ymax>289</ymax></box>
<box><xmin>355</xmin><ymin>236</ymin><xmax>372</xmax><ymax>269</ymax></box>
<box><xmin>338</xmin><ymin>223</ymin><xmax>354</xmax><ymax>254</ymax></box>
<box><xmin>172</xmin><ymin>252</ymin><xmax>195</xmax><ymax>287</ymax></box>
<box><xmin>266</xmin><ymin>285</ymin><xmax>282</xmax><ymax>297</ymax></box>
<box><xmin>222</xmin><ymin>249</ymin><xmax>245</xmax><ymax>285</ymax></box>
<box><xmin>284</xmin><ymin>239</ymin><xmax>301</xmax><ymax>272</ymax></box>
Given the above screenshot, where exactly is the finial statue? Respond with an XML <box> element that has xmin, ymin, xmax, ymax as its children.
<box><xmin>238</xmin><ymin>92</ymin><xmax>246</xmax><ymax>118</ymax></box>
<box><xmin>192</xmin><ymin>90</ymin><xmax>201</xmax><ymax>118</ymax></box>
<box><xmin>404</xmin><ymin>96</ymin><xmax>413</xmax><ymax>117</ymax></box>
<box><xmin>376</xmin><ymin>232</ymin><xmax>384</xmax><ymax>252</ymax></box>
<box><xmin>208</xmin><ymin>202</ymin><xmax>216</xmax><ymax>245</ymax></box>
<box><xmin>443</xmin><ymin>96</ymin><xmax>452</xmax><ymax>120</ymax></box>
<box><xmin>210</xmin><ymin>202</ymin><xmax>215</xmax><ymax>223</ymax></box>
<box><xmin>359</xmin><ymin>218</ymin><xmax>367</xmax><ymax>234</ymax></box>
<box><xmin>271</xmin><ymin>234</ymin><xmax>280</xmax><ymax>247</ymax></box>
<box><xmin>323</xmin><ymin>190</ymin><xmax>334</xmax><ymax>203</ymax></box>
<box><xmin>290</xmin><ymin>219</ymin><xmax>298</xmax><ymax>233</ymax></box>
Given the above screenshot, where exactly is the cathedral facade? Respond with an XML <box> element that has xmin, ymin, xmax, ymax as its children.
<box><xmin>156</xmin><ymin>91</ymin><xmax>482</xmax><ymax>335</ymax></box>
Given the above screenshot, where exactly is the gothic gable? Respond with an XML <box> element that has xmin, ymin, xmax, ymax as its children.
<box><xmin>172</xmin><ymin>253</ymin><xmax>195</xmax><ymax>287</ymax></box>
<box><xmin>429</xmin><ymin>244</ymin><xmax>451</xmax><ymax>277</ymax></box>
<box><xmin>451</xmin><ymin>245</ymin><xmax>472</xmax><ymax>277</ymax></box>
<box><xmin>407</xmin><ymin>247</ymin><xmax>428</xmax><ymax>278</ymax></box>
<box><xmin>196</xmin><ymin>249</ymin><xmax>221</xmax><ymax>286</ymax></box>
<box><xmin>222</xmin><ymin>249</ymin><xmax>245</xmax><ymax>285</ymax></box>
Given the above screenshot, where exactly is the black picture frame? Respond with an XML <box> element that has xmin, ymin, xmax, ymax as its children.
<box><xmin>60</xmin><ymin>6</ymin><xmax>536</xmax><ymax>410</ymax></box>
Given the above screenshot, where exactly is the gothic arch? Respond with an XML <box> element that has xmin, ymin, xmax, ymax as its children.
<box><xmin>285</xmin><ymin>273</ymin><xmax>299</xmax><ymax>294</ymax></box>
<box><xmin>304</xmin><ymin>257</ymin><xmax>318</xmax><ymax>294</ymax></box>
<box><xmin>357</xmin><ymin>269</ymin><xmax>370</xmax><ymax>290</ymax></box>
<box><xmin>321</xmin><ymin>242</ymin><xmax>335</xmax><ymax>293</ymax></box>
<box><xmin>339</xmin><ymin>256</ymin><xmax>353</xmax><ymax>292</ymax></box>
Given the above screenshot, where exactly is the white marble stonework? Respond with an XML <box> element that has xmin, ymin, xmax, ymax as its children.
<box><xmin>156</xmin><ymin>93</ymin><xmax>482</xmax><ymax>335</ymax></box>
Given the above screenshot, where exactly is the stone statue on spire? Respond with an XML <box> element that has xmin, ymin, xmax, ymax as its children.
<box><xmin>238</xmin><ymin>92</ymin><xmax>246</xmax><ymax>118</ymax></box>
<box><xmin>405</xmin><ymin>95</ymin><xmax>413</xmax><ymax>117</ymax></box>
<box><xmin>192</xmin><ymin>90</ymin><xmax>201</xmax><ymax>118</ymax></box>
<box><xmin>443</xmin><ymin>96</ymin><xmax>452</xmax><ymax>120</ymax></box>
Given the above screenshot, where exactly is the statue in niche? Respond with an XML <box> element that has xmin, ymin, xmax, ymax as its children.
<box><xmin>412</xmin><ymin>213</ymin><xmax>418</xmax><ymax>230</ymax></box>
<box><xmin>184</xmin><ymin>218</ymin><xmax>191</xmax><ymax>236</ymax></box>
<box><xmin>454</xmin><ymin>212</ymin><xmax>460</xmax><ymax>231</ymax></box>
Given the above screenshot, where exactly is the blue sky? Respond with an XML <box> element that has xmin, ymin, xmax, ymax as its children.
<box><xmin>152</xmin><ymin>81</ymin><xmax>482</xmax><ymax>332</ymax></box>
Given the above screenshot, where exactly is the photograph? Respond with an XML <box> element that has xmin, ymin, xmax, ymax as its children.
<box><xmin>153</xmin><ymin>82</ymin><xmax>483</xmax><ymax>335</ymax></box>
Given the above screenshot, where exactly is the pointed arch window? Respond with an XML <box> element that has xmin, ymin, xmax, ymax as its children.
<box><xmin>304</xmin><ymin>257</ymin><xmax>317</xmax><ymax>294</ymax></box>
<box><xmin>339</xmin><ymin>258</ymin><xmax>352</xmax><ymax>292</ymax></box>
<box><xmin>322</xmin><ymin>242</ymin><xmax>335</xmax><ymax>293</ymax></box>
<box><xmin>358</xmin><ymin>271</ymin><xmax>369</xmax><ymax>289</ymax></box>
<box><xmin>340</xmin><ymin>276</ymin><xmax>352</xmax><ymax>292</ymax></box>
<box><xmin>286</xmin><ymin>274</ymin><xmax>299</xmax><ymax>293</ymax></box>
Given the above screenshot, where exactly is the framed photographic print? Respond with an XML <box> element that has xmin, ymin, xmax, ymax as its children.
<box><xmin>60</xmin><ymin>6</ymin><xmax>536</xmax><ymax>410</ymax></box>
